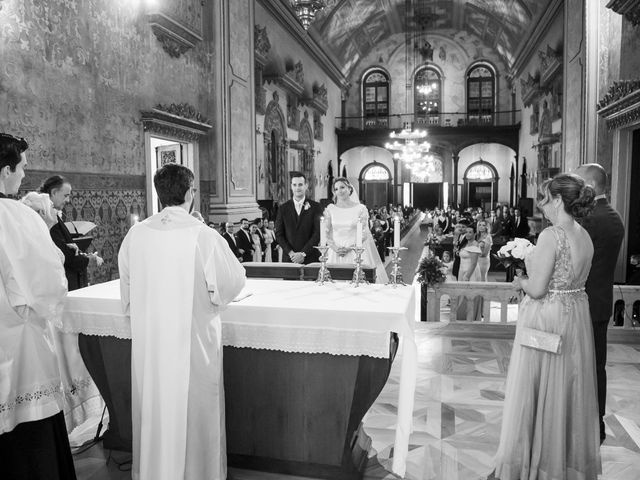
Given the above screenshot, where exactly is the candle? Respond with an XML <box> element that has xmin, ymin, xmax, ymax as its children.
<box><xmin>394</xmin><ymin>216</ymin><xmax>400</xmax><ymax>247</ymax></box>
<box><xmin>356</xmin><ymin>218</ymin><xmax>363</xmax><ymax>247</ymax></box>
<box><xmin>320</xmin><ymin>216</ymin><xmax>326</xmax><ymax>246</ymax></box>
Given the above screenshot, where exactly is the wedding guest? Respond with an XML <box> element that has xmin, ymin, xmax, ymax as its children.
<box><xmin>491</xmin><ymin>207</ymin><xmax>503</xmax><ymax>238</ymax></box>
<box><xmin>118</xmin><ymin>162</ymin><xmax>245</xmax><ymax>480</ymax></box>
<box><xmin>0</xmin><ymin>133</ymin><xmax>76</xmax><ymax>480</ymax></box>
<box><xmin>492</xmin><ymin>173</ymin><xmax>599</xmax><ymax>479</ymax></box>
<box><xmin>275</xmin><ymin>171</ymin><xmax>321</xmax><ymax>264</ymax></box>
<box><xmin>441</xmin><ymin>251</ymin><xmax>455</xmax><ymax>282</ymax></box>
<box><xmin>39</xmin><ymin>175</ymin><xmax>103</xmax><ymax>290</ymax></box>
<box><xmin>235</xmin><ymin>218</ymin><xmax>254</xmax><ymax>263</ymax></box>
<box><xmin>253</xmin><ymin>218</ymin><xmax>266</xmax><ymax>259</ymax></box>
<box><xmin>511</xmin><ymin>208</ymin><xmax>530</xmax><ymax>239</ymax></box>
<box><xmin>501</xmin><ymin>205</ymin><xmax>513</xmax><ymax>239</ymax></box>
<box><xmin>263</xmin><ymin>220</ymin><xmax>277</xmax><ymax>262</ymax></box>
<box><xmin>475</xmin><ymin>220</ymin><xmax>492</xmax><ymax>281</ymax></box>
<box><xmin>576</xmin><ymin>163</ymin><xmax>625</xmax><ymax>444</ymax></box>
<box><xmin>456</xmin><ymin>224</ymin><xmax>482</xmax><ymax>321</ymax></box>
<box><xmin>250</xmin><ymin>224</ymin><xmax>263</xmax><ymax>262</ymax></box>
<box><xmin>222</xmin><ymin>222</ymin><xmax>241</xmax><ymax>261</ymax></box>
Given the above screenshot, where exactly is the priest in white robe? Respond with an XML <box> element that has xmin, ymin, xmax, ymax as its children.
<box><xmin>0</xmin><ymin>133</ymin><xmax>75</xmax><ymax>479</ymax></box>
<box><xmin>118</xmin><ymin>162</ymin><xmax>246</xmax><ymax>480</ymax></box>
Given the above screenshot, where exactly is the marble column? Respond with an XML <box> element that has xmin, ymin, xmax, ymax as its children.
<box><xmin>452</xmin><ymin>152</ymin><xmax>460</xmax><ymax>207</ymax></box>
<box><xmin>562</xmin><ymin>0</ymin><xmax>600</xmax><ymax>171</ymax></box>
<box><xmin>208</xmin><ymin>0</ymin><xmax>262</xmax><ymax>222</ymax></box>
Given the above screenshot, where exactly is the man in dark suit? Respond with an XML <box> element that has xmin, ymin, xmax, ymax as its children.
<box><xmin>253</xmin><ymin>218</ymin><xmax>266</xmax><ymax>260</ymax></box>
<box><xmin>512</xmin><ymin>208</ymin><xmax>530</xmax><ymax>238</ymax></box>
<box><xmin>275</xmin><ymin>171</ymin><xmax>320</xmax><ymax>264</ymax></box>
<box><xmin>222</xmin><ymin>222</ymin><xmax>241</xmax><ymax>260</ymax></box>
<box><xmin>576</xmin><ymin>163</ymin><xmax>625</xmax><ymax>444</ymax></box>
<box><xmin>234</xmin><ymin>218</ymin><xmax>254</xmax><ymax>263</ymax></box>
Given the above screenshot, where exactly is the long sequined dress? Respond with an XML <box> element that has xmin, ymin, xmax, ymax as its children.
<box><xmin>494</xmin><ymin>226</ymin><xmax>601</xmax><ymax>480</ymax></box>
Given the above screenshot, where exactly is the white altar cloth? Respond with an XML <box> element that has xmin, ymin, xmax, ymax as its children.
<box><xmin>60</xmin><ymin>278</ymin><xmax>417</xmax><ymax>477</ymax></box>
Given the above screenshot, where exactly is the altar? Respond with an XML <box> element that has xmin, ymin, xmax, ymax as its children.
<box><xmin>61</xmin><ymin>279</ymin><xmax>417</xmax><ymax>478</ymax></box>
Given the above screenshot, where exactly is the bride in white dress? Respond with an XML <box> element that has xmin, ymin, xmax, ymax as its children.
<box><xmin>324</xmin><ymin>178</ymin><xmax>389</xmax><ymax>283</ymax></box>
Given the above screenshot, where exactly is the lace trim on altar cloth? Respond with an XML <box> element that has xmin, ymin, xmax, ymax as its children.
<box><xmin>222</xmin><ymin>323</ymin><xmax>393</xmax><ymax>358</ymax></box>
<box><xmin>0</xmin><ymin>382</ymin><xmax>62</xmax><ymax>415</ymax></box>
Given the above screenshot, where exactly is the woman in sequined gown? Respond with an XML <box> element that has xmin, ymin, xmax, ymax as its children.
<box><xmin>492</xmin><ymin>174</ymin><xmax>601</xmax><ymax>480</ymax></box>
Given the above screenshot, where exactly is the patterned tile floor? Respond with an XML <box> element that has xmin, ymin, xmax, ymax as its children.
<box><xmin>361</xmin><ymin>323</ymin><xmax>640</xmax><ymax>480</ymax></box>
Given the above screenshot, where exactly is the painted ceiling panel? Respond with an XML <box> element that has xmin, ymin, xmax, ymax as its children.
<box><xmin>305</xmin><ymin>0</ymin><xmax>552</xmax><ymax>76</ymax></box>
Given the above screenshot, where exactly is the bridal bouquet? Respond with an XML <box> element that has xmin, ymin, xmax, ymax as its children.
<box><xmin>493</xmin><ymin>237</ymin><xmax>535</xmax><ymax>275</ymax></box>
<box><xmin>416</xmin><ymin>254</ymin><xmax>448</xmax><ymax>287</ymax></box>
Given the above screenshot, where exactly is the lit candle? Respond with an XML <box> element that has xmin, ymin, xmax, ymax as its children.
<box><xmin>320</xmin><ymin>216</ymin><xmax>326</xmax><ymax>246</ymax></box>
<box><xmin>394</xmin><ymin>216</ymin><xmax>400</xmax><ymax>248</ymax></box>
<box><xmin>356</xmin><ymin>218</ymin><xmax>363</xmax><ymax>247</ymax></box>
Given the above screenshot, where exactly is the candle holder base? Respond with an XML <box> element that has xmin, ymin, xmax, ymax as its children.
<box><xmin>350</xmin><ymin>246</ymin><xmax>369</xmax><ymax>287</ymax></box>
<box><xmin>314</xmin><ymin>246</ymin><xmax>334</xmax><ymax>285</ymax></box>
<box><xmin>387</xmin><ymin>246</ymin><xmax>408</xmax><ymax>287</ymax></box>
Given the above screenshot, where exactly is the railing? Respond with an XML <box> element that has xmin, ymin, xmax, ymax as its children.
<box><xmin>425</xmin><ymin>282</ymin><xmax>640</xmax><ymax>329</ymax></box>
<box><xmin>337</xmin><ymin>111</ymin><xmax>521</xmax><ymax>131</ymax></box>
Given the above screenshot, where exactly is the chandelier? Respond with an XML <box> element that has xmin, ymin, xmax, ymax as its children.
<box><xmin>385</xmin><ymin>126</ymin><xmax>437</xmax><ymax>180</ymax></box>
<box><xmin>290</xmin><ymin>0</ymin><xmax>327</xmax><ymax>30</ymax></box>
<box><xmin>417</xmin><ymin>82</ymin><xmax>437</xmax><ymax>96</ymax></box>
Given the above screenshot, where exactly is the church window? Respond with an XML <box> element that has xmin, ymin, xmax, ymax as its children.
<box><xmin>414</xmin><ymin>67</ymin><xmax>441</xmax><ymax>126</ymax></box>
<box><xmin>467</xmin><ymin>64</ymin><xmax>495</xmax><ymax>124</ymax></box>
<box><xmin>467</xmin><ymin>164</ymin><xmax>494</xmax><ymax>180</ymax></box>
<box><xmin>363</xmin><ymin>70</ymin><xmax>389</xmax><ymax>128</ymax></box>
<box><xmin>363</xmin><ymin>165</ymin><xmax>390</xmax><ymax>181</ymax></box>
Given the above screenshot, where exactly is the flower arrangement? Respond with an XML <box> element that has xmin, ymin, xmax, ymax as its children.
<box><xmin>493</xmin><ymin>237</ymin><xmax>535</xmax><ymax>275</ymax></box>
<box><xmin>416</xmin><ymin>254</ymin><xmax>448</xmax><ymax>287</ymax></box>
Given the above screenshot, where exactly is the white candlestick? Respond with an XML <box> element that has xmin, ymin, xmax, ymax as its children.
<box><xmin>356</xmin><ymin>219</ymin><xmax>363</xmax><ymax>247</ymax></box>
<box><xmin>394</xmin><ymin>217</ymin><xmax>400</xmax><ymax>247</ymax></box>
<box><xmin>320</xmin><ymin>216</ymin><xmax>326</xmax><ymax>246</ymax></box>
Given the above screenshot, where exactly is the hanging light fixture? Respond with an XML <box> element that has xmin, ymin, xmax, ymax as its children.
<box><xmin>290</xmin><ymin>0</ymin><xmax>327</xmax><ymax>30</ymax></box>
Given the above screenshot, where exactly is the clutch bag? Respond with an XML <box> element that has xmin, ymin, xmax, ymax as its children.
<box><xmin>518</xmin><ymin>326</ymin><xmax>562</xmax><ymax>354</ymax></box>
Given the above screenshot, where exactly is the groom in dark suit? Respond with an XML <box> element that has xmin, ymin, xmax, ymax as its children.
<box><xmin>576</xmin><ymin>163</ymin><xmax>625</xmax><ymax>444</ymax></box>
<box><xmin>275</xmin><ymin>171</ymin><xmax>321</xmax><ymax>264</ymax></box>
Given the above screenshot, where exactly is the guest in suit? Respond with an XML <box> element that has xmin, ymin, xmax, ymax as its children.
<box><xmin>512</xmin><ymin>208</ymin><xmax>530</xmax><ymax>238</ymax></box>
<box><xmin>576</xmin><ymin>163</ymin><xmax>625</xmax><ymax>444</ymax></box>
<box><xmin>452</xmin><ymin>221</ymin><xmax>468</xmax><ymax>279</ymax></box>
<box><xmin>222</xmin><ymin>222</ymin><xmax>241</xmax><ymax>260</ymax></box>
<box><xmin>39</xmin><ymin>175</ymin><xmax>103</xmax><ymax>291</ymax></box>
<box><xmin>235</xmin><ymin>218</ymin><xmax>254</xmax><ymax>263</ymax></box>
<box><xmin>253</xmin><ymin>218</ymin><xmax>266</xmax><ymax>260</ymax></box>
<box><xmin>501</xmin><ymin>205</ymin><xmax>513</xmax><ymax>239</ymax></box>
<box><xmin>275</xmin><ymin>171</ymin><xmax>321</xmax><ymax>264</ymax></box>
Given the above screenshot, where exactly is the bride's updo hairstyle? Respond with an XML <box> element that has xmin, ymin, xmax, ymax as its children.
<box><xmin>537</xmin><ymin>173</ymin><xmax>596</xmax><ymax>218</ymax></box>
<box><xmin>332</xmin><ymin>177</ymin><xmax>354</xmax><ymax>203</ymax></box>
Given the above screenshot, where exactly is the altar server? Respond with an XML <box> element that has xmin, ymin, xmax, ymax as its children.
<box><xmin>118</xmin><ymin>162</ymin><xmax>246</xmax><ymax>480</ymax></box>
<box><xmin>0</xmin><ymin>133</ymin><xmax>76</xmax><ymax>479</ymax></box>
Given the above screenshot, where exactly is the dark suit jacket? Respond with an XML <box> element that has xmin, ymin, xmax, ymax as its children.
<box><xmin>222</xmin><ymin>232</ymin><xmax>241</xmax><ymax>259</ymax></box>
<box><xmin>512</xmin><ymin>216</ymin><xmax>530</xmax><ymax>238</ymax></box>
<box><xmin>49</xmin><ymin>216</ymin><xmax>90</xmax><ymax>291</ymax></box>
<box><xmin>580</xmin><ymin>198</ymin><xmax>625</xmax><ymax>324</ymax></box>
<box><xmin>234</xmin><ymin>228</ymin><xmax>254</xmax><ymax>263</ymax></box>
<box><xmin>275</xmin><ymin>199</ymin><xmax>321</xmax><ymax>264</ymax></box>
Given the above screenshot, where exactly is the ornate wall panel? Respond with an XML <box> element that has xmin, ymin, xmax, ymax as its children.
<box><xmin>229</xmin><ymin>82</ymin><xmax>253</xmax><ymax>192</ymax></box>
<box><xmin>230</xmin><ymin>0</ymin><xmax>251</xmax><ymax>79</ymax></box>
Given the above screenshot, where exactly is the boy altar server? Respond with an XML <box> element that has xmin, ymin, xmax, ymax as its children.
<box><xmin>118</xmin><ymin>163</ymin><xmax>246</xmax><ymax>480</ymax></box>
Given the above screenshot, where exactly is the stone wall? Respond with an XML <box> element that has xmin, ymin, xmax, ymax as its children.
<box><xmin>0</xmin><ymin>0</ymin><xmax>215</xmax><ymax>282</ymax></box>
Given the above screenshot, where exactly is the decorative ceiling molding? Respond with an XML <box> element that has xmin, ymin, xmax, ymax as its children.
<box><xmin>606</xmin><ymin>0</ymin><xmax>640</xmax><ymax>26</ymax></box>
<box><xmin>597</xmin><ymin>79</ymin><xmax>640</xmax><ymax>130</ymax></box>
<box><xmin>511</xmin><ymin>0</ymin><xmax>563</xmax><ymax>77</ymax></box>
<box><xmin>141</xmin><ymin>103</ymin><xmax>212</xmax><ymax>142</ymax></box>
<box><xmin>257</xmin><ymin>0</ymin><xmax>348</xmax><ymax>89</ymax></box>
<box><xmin>148</xmin><ymin>12</ymin><xmax>203</xmax><ymax>58</ymax></box>
<box><xmin>254</xmin><ymin>25</ymin><xmax>271</xmax><ymax>67</ymax></box>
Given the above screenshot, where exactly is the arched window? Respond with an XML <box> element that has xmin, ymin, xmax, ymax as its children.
<box><xmin>363</xmin><ymin>165</ymin><xmax>390</xmax><ymax>181</ymax></box>
<box><xmin>414</xmin><ymin>66</ymin><xmax>441</xmax><ymax>126</ymax></box>
<box><xmin>363</xmin><ymin>70</ymin><xmax>389</xmax><ymax>128</ymax></box>
<box><xmin>466</xmin><ymin>163</ymin><xmax>494</xmax><ymax>180</ymax></box>
<box><xmin>467</xmin><ymin>64</ymin><xmax>495</xmax><ymax>124</ymax></box>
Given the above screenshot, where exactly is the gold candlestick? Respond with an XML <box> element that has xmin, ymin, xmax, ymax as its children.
<box><xmin>387</xmin><ymin>246</ymin><xmax>408</xmax><ymax>287</ymax></box>
<box><xmin>314</xmin><ymin>245</ymin><xmax>333</xmax><ymax>285</ymax></box>
<box><xmin>350</xmin><ymin>246</ymin><xmax>368</xmax><ymax>287</ymax></box>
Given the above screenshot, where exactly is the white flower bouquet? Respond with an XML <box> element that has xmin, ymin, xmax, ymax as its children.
<box><xmin>493</xmin><ymin>237</ymin><xmax>535</xmax><ymax>275</ymax></box>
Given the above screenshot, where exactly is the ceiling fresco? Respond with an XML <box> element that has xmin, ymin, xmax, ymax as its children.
<box><xmin>310</xmin><ymin>0</ymin><xmax>550</xmax><ymax>77</ymax></box>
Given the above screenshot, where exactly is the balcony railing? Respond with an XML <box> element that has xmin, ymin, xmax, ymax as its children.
<box><xmin>337</xmin><ymin>111</ymin><xmax>521</xmax><ymax>131</ymax></box>
<box><xmin>424</xmin><ymin>282</ymin><xmax>640</xmax><ymax>329</ymax></box>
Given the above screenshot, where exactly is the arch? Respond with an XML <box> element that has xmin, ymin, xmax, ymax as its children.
<box><xmin>264</xmin><ymin>92</ymin><xmax>288</xmax><ymax>204</ymax></box>
<box><xmin>414</xmin><ymin>64</ymin><xmax>442</xmax><ymax>126</ymax></box>
<box><xmin>359</xmin><ymin>162</ymin><xmax>392</xmax><ymax>207</ymax></box>
<box><xmin>466</xmin><ymin>61</ymin><xmax>496</xmax><ymax>125</ymax></box>
<box><xmin>463</xmin><ymin>160</ymin><xmax>499</xmax><ymax>209</ymax></box>
<box><xmin>361</xmin><ymin>67</ymin><xmax>390</xmax><ymax>128</ymax></box>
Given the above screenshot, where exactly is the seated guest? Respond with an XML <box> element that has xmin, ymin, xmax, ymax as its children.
<box><xmin>39</xmin><ymin>175</ymin><xmax>103</xmax><ymax>290</ymax></box>
<box><xmin>0</xmin><ymin>133</ymin><xmax>76</xmax><ymax>480</ymax></box>
<box><xmin>222</xmin><ymin>222</ymin><xmax>241</xmax><ymax>261</ymax></box>
<box><xmin>235</xmin><ymin>217</ymin><xmax>254</xmax><ymax>263</ymax></box>
<box><xmin>118</xmin><ymin>162</ymin><xmax>245</xmax><ymax>480</ymax></box>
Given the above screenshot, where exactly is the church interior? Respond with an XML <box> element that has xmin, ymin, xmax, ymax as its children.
<box><xmin>3</xmin><ymin>0</ymin><xmax>640</xmax><ymax>479</ymax></box>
